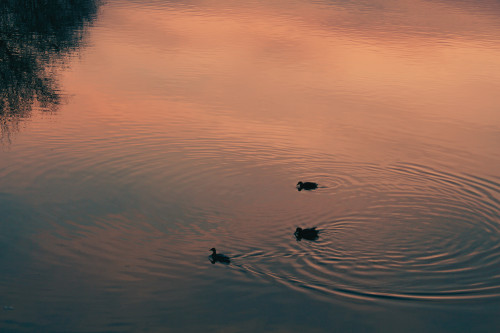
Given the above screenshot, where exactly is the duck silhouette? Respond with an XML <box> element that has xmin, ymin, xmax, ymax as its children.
<box><xmin>209</xmin><ymin>248</ymin><xmax>231</xmax><ymax>264</ymax></box>
<box><xmin>294</xmin><ymin>227</ymin><xmax>319</xmax><ymax>241</ymax></box>
<box><xmin>296</xmin><ymin>181</ymin><xmax>318</xmax><ymax>191</ymax></box>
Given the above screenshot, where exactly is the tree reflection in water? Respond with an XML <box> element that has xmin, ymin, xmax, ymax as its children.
<box><xmin>0</xmin><ymin>0</ymin><xmax>101</xmax><ymax>141</ymax></box>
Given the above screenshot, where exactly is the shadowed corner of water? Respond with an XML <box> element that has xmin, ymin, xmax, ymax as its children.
<box><xmin>0</xmin><ymin>0</ymin><xmax>102</xmax><ymax>143</ymax></box>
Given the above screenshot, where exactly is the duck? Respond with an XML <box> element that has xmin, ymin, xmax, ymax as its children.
<box><xmin>294</xmin><ymin>227</ymin><xmax>319</xmax><ymax>241</ymax></box>
<box><xmin>209</xmin><ymin>248</ymin><xmax>231</xmax><ymax>264</ymax></box>
<box><xmin>296</xmin><ymin>181</ymin><xmax>318</xmax><ymax>191</ymax></box>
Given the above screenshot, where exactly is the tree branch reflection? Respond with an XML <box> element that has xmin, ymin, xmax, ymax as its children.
<box><xmin>0</xmin><ymin>0</ymin><xmax>101</xmax><ymax>142</ymax></box>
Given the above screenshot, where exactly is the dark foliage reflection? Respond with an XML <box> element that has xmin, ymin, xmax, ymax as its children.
<box><xmin>0</xmin><ymin>0</ymin><xmax>101</xmax><ymax>141</ymax></box>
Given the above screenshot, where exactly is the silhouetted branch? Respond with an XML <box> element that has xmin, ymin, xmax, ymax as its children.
<box><xmin>0</xmin><ymin>0</ymin><xmax>101</xmax><ymax>140</ymax></box>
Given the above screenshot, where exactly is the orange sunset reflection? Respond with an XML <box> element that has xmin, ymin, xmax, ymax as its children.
<box><xmin>58</xmin><ymin>0</ymin><xmax>500</xmax><ymax>177</ymax></box>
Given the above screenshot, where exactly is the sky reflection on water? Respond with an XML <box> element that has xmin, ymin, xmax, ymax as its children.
<box><xmin>1</xmin><ymin>0</ymin><xmax>500</xmax><ymax>332</ymax></box>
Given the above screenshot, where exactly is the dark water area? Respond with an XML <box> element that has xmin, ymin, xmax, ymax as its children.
<box><xmin>1</xmin><ymin>0</ymin><xmax>500</xmax><ymax>332</ymax></box>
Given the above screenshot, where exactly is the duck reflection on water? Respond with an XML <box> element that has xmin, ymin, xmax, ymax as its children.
<box><xmin>294</xmin><ymin>227</ymin><xmax>319</xmax><ymax>241</ymax></box>
<box><xmin>209</xmin><ymin>248</ymin><xmax>231</xmax><ymax>264</ymax></box>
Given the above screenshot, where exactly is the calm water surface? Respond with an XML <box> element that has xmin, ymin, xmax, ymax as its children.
<box><xmin>1</xmin><ymin>0</ymin><xmax>500</xmax><ymax>332</ymax></box>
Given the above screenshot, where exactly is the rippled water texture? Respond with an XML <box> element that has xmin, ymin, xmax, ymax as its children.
<box><xmin>1</xmin><ymin>0</ymin><xmax>500</xmax><ymax>332</ymax></box>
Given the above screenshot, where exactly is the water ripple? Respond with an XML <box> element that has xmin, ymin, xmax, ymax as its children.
<box><xmin>228</xmin><ymin>162</ymin><xmax>500</xmax><ymax>303</ymax></box>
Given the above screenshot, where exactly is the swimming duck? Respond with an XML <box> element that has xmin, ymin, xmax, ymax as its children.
<box><xmin>296</xmin><ymin>181</ymin><xmax>318</xmax><ymax>191</ymax></box>
<box><xmin>209</xmin><ymin>248</ymin><xmax>231</xmax><ymax>264</ymax></box>
<box><xmin>294</xmin><ymin>227</ymin><xmax>319</xmax><ymax>241</ymax></box>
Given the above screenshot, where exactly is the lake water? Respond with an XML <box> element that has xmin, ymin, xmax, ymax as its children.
<box><xmin>1</xmin><ymin>0</ymin><xmax>500</xmax><ymax>332</ymax></box>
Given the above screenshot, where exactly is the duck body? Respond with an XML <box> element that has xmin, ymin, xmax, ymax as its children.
<box><xmin>294</xmin><ymin>227</ymin><xmax>319</xmax><ymax>241</ymax></box>
<box><xmin>210</xmin><ymin>248</ymin><xmax>231</xmax><ymax>264</ymax></box>
<box><xmin>296</xmin><ymin>181</ymin><xmax>318</xmax><ymax>191</ymax></box>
